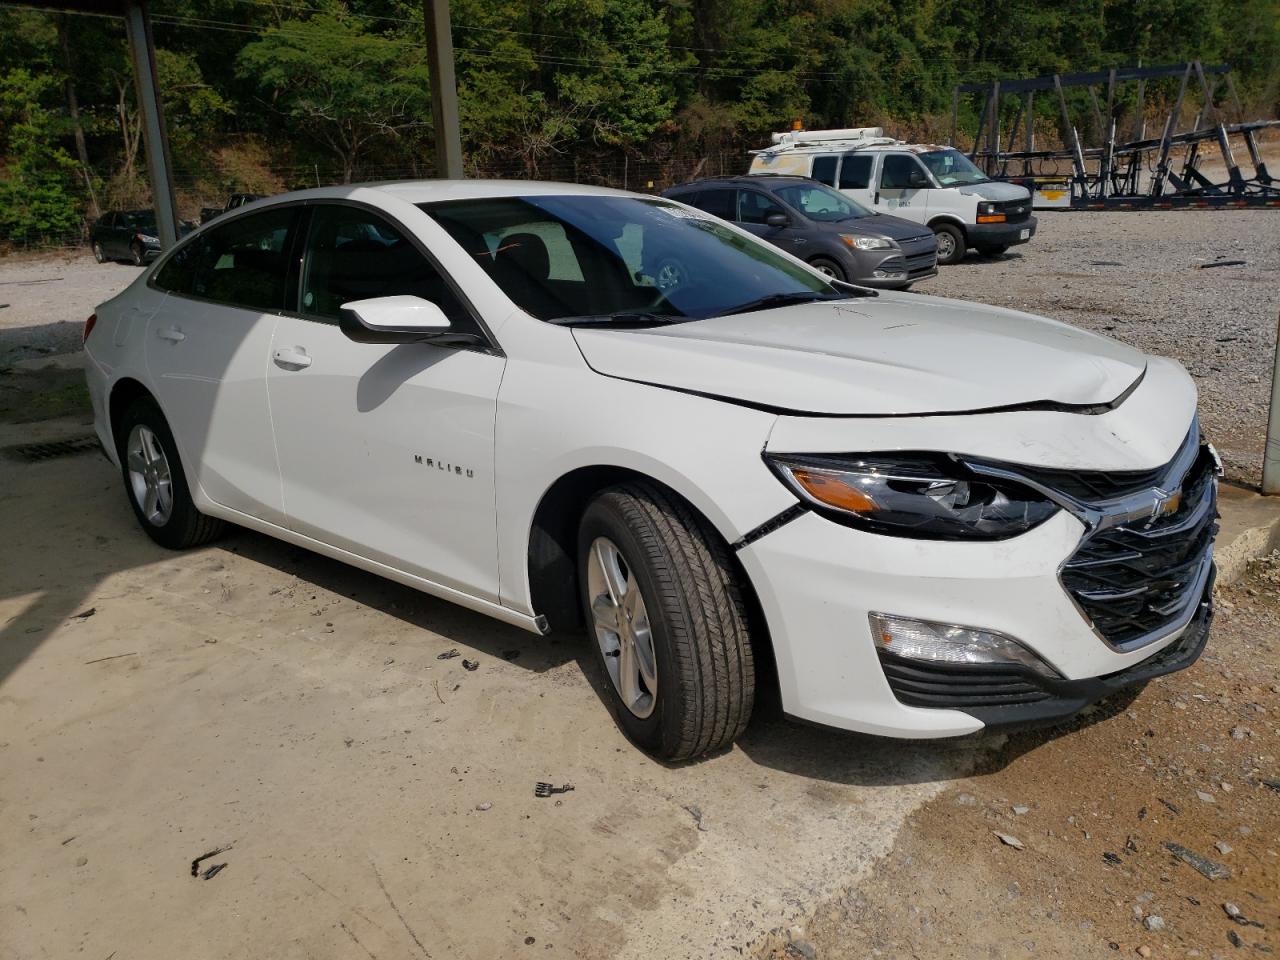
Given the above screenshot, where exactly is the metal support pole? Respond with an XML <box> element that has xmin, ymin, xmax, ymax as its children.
<box><xmin>1265</xmin><ymin>311</ymin><xmax>1280</xmax><ymax>495</ymax></box>
<box><xmin>950</xmin><ymin>87</ymin><xmax>959</xmax><ymax>147</ymax></box>
<box><xmin>122</xmin><ymin>0</ymin><xmax>178</xmax><ymax>249</ymax></box>
<box><xmin>424</xmin><ymin>0</ymin><xmax>463</xmax><ymax>179</ymax></box>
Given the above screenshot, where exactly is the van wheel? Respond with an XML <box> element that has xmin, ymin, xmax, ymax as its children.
<box><xmin>117</xmin><ymin>397</ymin><xmax>225</xmax><ymax>550</ymax></box>
<box><xmin>932</xmin><ymin>223</ymin><xmax>966</xmax><ymax>265</ymax></box>
<box><xmin>577</xmin><ymin>482</ymin><xmax>754</xmax><ymax>761</ymax></box>
<box><xmin>809</xmin><ymin>257</ymin><xmax>846</xmax><ymax>281</ymax></box>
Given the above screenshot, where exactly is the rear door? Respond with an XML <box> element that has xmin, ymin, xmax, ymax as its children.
<box><xmin>837</xmin><ymin>153</ymin><xmax>876</xmax><ymax>210</ymax></box>
<box><xmin>876</xmin><ymin>154</ymin><xmax>931</xmax><ymax>225</ymax></box>
<box><xmin>144</xmin><ymin>205</ymin><xmax>297</xmax><ymax>524</ymax></box>
<box><xmin>266</xmin><ymin>202</ymin><xmax>506</xmax><ymax>600</ymax></box>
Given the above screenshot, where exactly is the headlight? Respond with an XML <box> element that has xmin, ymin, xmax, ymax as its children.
<box><xmin>766</xmin><ymin>453</ymin><xmax>1058</xmax><ymax>540</ymax></box>
<box><xmin>975</xmin><ymin>202</ymin><xmax>1005</xmax><ymax>223</ymax></box>
<box><xmin>137</xmin><ymin>234</ymin><xmax>159</xmax><ymax>244</ymax></box>
<box><xmin>977</xmin><ymin>202</ymin><xmax>997</xmax><ymax>216</ymax></box>
<box><xmin>839</xmin><ymin>234</ymin><xmax>893</xmax><ymax>251</ymax></box>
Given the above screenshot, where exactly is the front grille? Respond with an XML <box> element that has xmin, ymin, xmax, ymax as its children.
<box><xmin>903</xmin><ymin>251</ymin><xmax>937</xmax><ymax>275</ymax></box>
<box><xmin>1060</xmin><ymin>446</ymin><xmax>1218</xmax><ymax>650</ymax></box>
<box><xmin>879</xmin><ymin>653</ymin><xmax>1050</xmax><ymax>709</ymax></box>
<box><xmin>1015</xmin><ymin>461</ymin><xmax>1168</xmax><ymax>502</ymax></box>
<box><xmin>996</xmin><ymin>199</ymin><xmax>1032</xmax><ymax>223</ymax></box>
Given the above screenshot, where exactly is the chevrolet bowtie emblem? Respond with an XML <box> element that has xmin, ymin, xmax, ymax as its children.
<box><xmin>1150</xmin><ymin>488</ymin><xmax>1182</xmax><ymax>521</ymax></box>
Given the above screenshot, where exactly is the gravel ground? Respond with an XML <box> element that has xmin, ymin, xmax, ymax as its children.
<box><xmin>926</xmin><ymin>210</ymin><xmax>1280</xmax><ymax>485</ymax></box>
<box><xmin>2</xmin><ymin>212</ymin><xmax>1278</xmax><ymax>480</ymax></box>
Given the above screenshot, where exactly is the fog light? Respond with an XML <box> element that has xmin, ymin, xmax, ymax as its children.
<box><xmin>872</xmin><ymin>269</ymin><xmax>906</xmax><ymax>279</ymax></box>
<box><xmin>868</xmin><ymin>612</ymin><xmax>1058</xmax><ymax>676</ymax></box>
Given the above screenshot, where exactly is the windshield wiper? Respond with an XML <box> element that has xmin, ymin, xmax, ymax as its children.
<box><xmin>547</xmin><ymin>312</ymin><xmax>696</xmax><ymax>328</ymax></box>
<box><xmin>714</xmin><ymin>290</ymin><xmax>857</xmax><ymax>317</ymax></box>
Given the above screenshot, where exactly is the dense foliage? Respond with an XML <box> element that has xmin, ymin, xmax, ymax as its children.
<box><xmin>1</xmin><ymin>0</ymin><xmax>1277</xmax><ymax>246</ymax></box>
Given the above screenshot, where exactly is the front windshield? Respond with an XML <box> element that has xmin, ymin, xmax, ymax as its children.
<box><xmin>772</xmin><ymin>183</ymin><xmax>874</xmax><ymax>221</ymax></box>
<box><xmin>918</xmin><ymin>149</ymin><xmax>989</xmax><ymax>186</ymax></box>
<box><xmin>420</xmin><ymin>195</ymin><xmax>839</xmax><ymax>322</ymax></box>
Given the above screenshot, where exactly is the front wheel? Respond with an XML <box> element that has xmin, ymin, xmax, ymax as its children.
<box><xmin>130</xmin><ymin>242</ymin><xmax>144</xmax><ymax>267</ymax></box>
<box><xmin>578</xmin><ymin>482</ymin><xmax>755</xmax><ymax>761</ymax></box>
<box><xmin>117</xmin><ymin>397</ymin><xmax>225</xmax><ymax>549</ymax></box>
<box><xmin>808</xmin><ymin>257</ymin><xmax>846</xmax><ymax>281</ymax></box>
<box><xmin>932</xmin><ymin>222</ymin><xmax>966</xmax><ymax>265</ymax></box>
<box><xmin>92</xmin><ymin>242</ymin><xmax>106</xmax><ymax>264</ymax></box>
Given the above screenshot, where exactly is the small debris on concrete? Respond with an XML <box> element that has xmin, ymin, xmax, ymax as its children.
<box><xmin>1103</xmin><ymin>852</ymin><xmax>1123</xmax><ymax>866</ymax></box>
<box><xmin>1196</xmin><ymin>259</ymin><xmax>1246</xmax><ymax>269</ymax></box>
<box><xmin>1227</xmin><ymin>930</ymin><xmax>1243</xmax><ymax>948</ymax></box>
<box><xmin>70</xmin><ymin>607</ymin><xmax>96</xmax><ymax>620</ymax></box>
<box><xmin>1164</xmin><ymin>841</ymin><xmax>1231</xmax><ymax>880</ymax></box>
<box><xmin>201</xmin><ymin>862</ymin><xmax>226</xmax><ymax>880</ymax></box>
<box><xmin>383</xmin><ymin>657</ymin><xmax>395</xmax><ymax>665</ymax></box>
<box><xmin>1012</xmin><ymin>804</ymin><xmax>1030</xmax><ymax>815</ymax></box>
<box><xmin>683</xmin><ymin>804</ymin><xmax>708</xmax><ymax>832</ymax></box>
<box><xmin>190</xmin><ymin>845</ymin><xmax>230</xmax><ymax>878</ymax></box>
<box><xmin>534</xmin><ymin>782</ymin><xmax>574</xmax><ymax>798</ymax></box>
<box><xmin>1143</xmin><ymin>915</ymin><xmax>1165</xmax><ymax>932</ymax></box>
<box><xmin>1224</xmin><ymin>902</ymin><xmax>1242</xmax><ymax>919</ymax></box>
<box><xmin>344</xmin><ymin>737</ymin><xmax>354</xmax><ymax>748</ymax></box>
<box><xmin>1215</xmin><ymin>840</ymin><xmax>1233</xmax><ymax>855</ymax></box>
<box><xmin>475</xmin><ymin>802</ymin><xmax>492</xmax><ymax>811</ymax></box>
<box><xmin>436</xmin><ymin>648</ymin><xmax>460</xmax><ymax>660</ymax></box>
<box><xmin>1196</xmin><ymin>790</ymin><xmax>1216</xmax><ymax>804</ymax></box>
<box><xmin>524</xmin><ymin>936</ymin><xmax>536</xmax><ymax>945</ymax></box>
<box><xmin>74</xmin><ymin>856</ymin><xmax>87</xmax><ymax>867</ymax></box>
<box><xmin>83</xmin><ymin>652</ymin><xmax>136</xmax><ymax>665</ymax></box>
<box><xmin>954</xmin><ymin>793</ymin><xmax>978</xmax><ymax>806</ymax></box>
<box><xmin>1136</xmin><ymin>946</ymin><xmax>1152</xmax><ymax>958</ymax></box>
<box><xmin>462</xmin><ymin>659</ymin><xmax>479</xmax><ymax>672</ymax></box>
<box><xmin>785</xmin><ymin>941</ymin><xmax>817</xmax><ymax>960</ymax></box>
<box><xmin>993</xmin><ymin>832</ymin><xmax>1024</xmax><ymax>850</ymax></box>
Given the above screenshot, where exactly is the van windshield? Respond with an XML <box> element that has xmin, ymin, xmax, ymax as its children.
<box><xmin>918</xmin><ymin>149</ymin><xmax>990</xmax><ymax>186</ymax></box>
<box><xmin>421</xmin><ymin>195</ymin><xmax>846</xmax><ymax>323</ymax></box>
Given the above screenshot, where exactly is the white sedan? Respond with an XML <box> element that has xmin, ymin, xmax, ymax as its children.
<box><xmin>84</xmin><ymin>181</ymin><xmax>1217</xmax><ymax>760</ymax></box>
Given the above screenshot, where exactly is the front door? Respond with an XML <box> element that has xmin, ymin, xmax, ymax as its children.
<box><xmin>144</xmin><ymin>205</ymin><xmax>298</xmax><ymax>524</ymax></box>
<box><xmin>876</xmin><ymin>154</ymin><xmax>932</xmax><ymax>226</ymax></box>
<box><xmin>267</xmin><ymin>202</ymin><xmax>506</xmax><ymax>601</ymax></box>
<box><xmin>736</xmin><ymin>189</ymin><xmax>804</xmax><ymax>256</ymax></box>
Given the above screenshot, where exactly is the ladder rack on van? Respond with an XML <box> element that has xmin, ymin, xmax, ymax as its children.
<box><xmin>752</xmin><ymin>127</ymin><xmax>899</xmax><ymax>155</ymax></box>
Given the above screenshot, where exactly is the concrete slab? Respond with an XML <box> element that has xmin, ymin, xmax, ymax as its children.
<box><xmin>1215</xmin><ymin>481</ymin><xmax>1280</xmax><ymax>585</ymax></box>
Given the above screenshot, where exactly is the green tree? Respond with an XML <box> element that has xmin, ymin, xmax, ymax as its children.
<box><xmin>237</xmin><ymin>14</ymin><xmax>430</xmax><ymax>182</ymax></box>
<box><xmin>0</xmin><ymin>68</ymin><xmax>82</xmax><ymax>246</ymax></box>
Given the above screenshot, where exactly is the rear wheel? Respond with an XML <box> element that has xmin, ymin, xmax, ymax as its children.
<box><xmin>809</xmin><ymin>257</ymin><xmax>846</xmax><ymax>281</ymax></box>
<box><xmin>932</xmin><ymin>222</ymin><xmax>966</xmax><ymax>265</ymax></box>
<box><xmin>117</xmin><ymin>397</ymin><xmax>225</xmax><ymax>549</ymax></box>
<box><xmin>578</xmin><ymin>481</ymin><xmax>754</xmax><ymax>761</ymax></box>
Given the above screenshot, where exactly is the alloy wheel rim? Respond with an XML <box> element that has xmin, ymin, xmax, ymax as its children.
<box><xmin>587</xmin><ymin>537</ymin><xmax>658</xmax><ymax>719</ymax></box>
<box><xmin>817</xmin><ymin>263</ymin><xmax>837</xmax><ymax>277</ymax></box>
<box><xmin>126</xmin><ymin>424</ymin><xmax>174</xmax><ymax>526</ymax></box>
<box><xmin>936</xmin><ymin>232</ymin><xmax>955</xmax><ymax>259</ymax></box>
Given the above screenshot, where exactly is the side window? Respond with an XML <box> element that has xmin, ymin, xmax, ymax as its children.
<box><xmin>839</xmin><ymin>154</ymin><xmax>873</xmax><ymax>189</ymax></box>
<box><xmin>153</xmin><ymin>236</ymin><xmax>202</xmax><ymax>295</ymax></box>
<box><xmin>101</xmin><ymin>213</ymin><xmax>118</xmax><ymax>228</ymax></box>
<box><xmin>881</xmin><ymin>155</ymin><xmax>927</xmax><ymax>190</ymax></box>
<box><xmin>810</xmin><ymin>155</ymin><xmax>838</xmax><ymax>186</ymax></box>
<box><xmin>301</xmin><ymin>205</ymin><xmax>474</xmax><ymax>330</ymax></box>
<box><xmin>692</xmin><ymin>188</ymin><xmax>735</xmax><ymax>221</ymax></box>
<box><xmin>737</xmin><ymin>190</ymin><xmax>785</xmax><ymax>225</ymax></box>
<box><xmin>184</xmin><ymin>207</ymin><xmax>296</xmax><ymax>310</ymax></box>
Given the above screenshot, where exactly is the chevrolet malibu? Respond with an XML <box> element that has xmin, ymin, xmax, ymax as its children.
<box><xmin>83</xmin><ymin>181</ymin><xmax>1217</xmax><ymax>761</ymax></box>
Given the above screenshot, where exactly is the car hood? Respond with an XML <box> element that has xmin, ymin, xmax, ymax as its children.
<box><xmin>958</xmin><ymin>180</ymin><xmax>1031</xmax><ymax>202</ymax></box>
<box><xmin>842</xmin><ymin>213</ymin><xmax>932</xmax><ymax>241</ymax></box>
<box><xmin>572</xmin><ymin>292</ymin><xmax>1146</xmax><ymax>416</ymax></box>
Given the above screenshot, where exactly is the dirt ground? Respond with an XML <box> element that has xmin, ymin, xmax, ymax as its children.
<box><xmin>1</xmin><ymin>214</ymin><xmax>1278</xmax><ymax>959</ymax></box>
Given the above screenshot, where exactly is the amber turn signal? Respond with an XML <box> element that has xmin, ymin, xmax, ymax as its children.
<box><xmin>790</xmin><ymin>467</ymin><xmax>879</xmax><ymax>514</ymax></box>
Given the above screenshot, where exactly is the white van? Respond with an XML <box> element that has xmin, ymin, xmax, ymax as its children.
<box><xmin>749</xmin><ymin>128</ymin><xmax>1037</xmax><ymax>264</ymax></box>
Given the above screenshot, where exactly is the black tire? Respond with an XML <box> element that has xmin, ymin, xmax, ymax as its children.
<box><xmin>92</xmin><ymin>242</ymin><xmax>106</xmax><ymax>264</ymax></box>
<box><xmin>977</xmin><ymin>243</ymin><xmax>1010</xmax><ymax>258</ymax></box>
<box><xmin>577</xmin><ymin>481</ymin><xmax>754</xmax><ymax>761</ymax></box>
<box><xmin>116</xmin><ymin>396</ymin><xmax>225</xmax><ymax>550</ymax></box>
<box><xmin>932</xmin><ymin>222</ymin><xmax>966</xmax><ymax>265</ymax></box>
<box><xmin>809</xmin><ymin>256</ymin><xmax>846</xmax><ymax>281</ymax></box>
<box><xmin>130</xmin><ymin>242</ymin><xmax>145</xmax><ymax>267</ymax></box>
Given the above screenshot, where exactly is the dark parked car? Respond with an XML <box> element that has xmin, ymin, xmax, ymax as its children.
<box><xmin>90</xmin><ymin>210</ymin><xmax>192</xmax><ymax>266</ymax></box>
<box><xmin>661</xmin><ymin>175</ymin><xmax>937</xmax><ymax>289</ymax></box>
<box><xmin>200</xmin><ymin>193</ymin><xmax>263</xmax><ymax>224</ymax></box>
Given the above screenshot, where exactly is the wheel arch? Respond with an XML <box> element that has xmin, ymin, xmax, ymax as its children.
<box><xmin>926</xmin><ymin>215</ymin><xmax>968</xmax><ymax>240</ymax></box>
<box><xmin>107</xmin><ymin>377</ymin><xmax>156</xmax><ymax>455</ymax></box>
<box><xmin>524</xmin><ymin>465</ymin><xmax>776</xmax><ymax>692</ymax></box>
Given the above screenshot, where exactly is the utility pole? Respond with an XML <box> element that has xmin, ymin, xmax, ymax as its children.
<box><xmin>1264</xmin><ymin>310</ymin><xmax>1280</xmax><ymax>495</ymax></box>
<box><xmin>423</xmin><ymin>0</ymin><xmax>464</xmax><ymax>179</ymax></box>
<box><xmin>123</xmin><ymin>0</ymin><xmax>179</xmax><ymax>248</ymax></box>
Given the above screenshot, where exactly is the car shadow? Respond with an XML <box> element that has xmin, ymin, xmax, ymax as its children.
<box><xmin>946</xmin><ymin>251</ymin><xmax>1026</xmax><ymax>267</ymax></box>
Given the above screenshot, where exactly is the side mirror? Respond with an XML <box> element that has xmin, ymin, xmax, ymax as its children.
<box><xmin>338</xmin><ymin>295</ymin><xmax>452</xmax><ymax>344</ymax></box>
<box><xmin>765</xmin><ymin>212</ymin><xmax>789</xmax><ymax>228</ymax></box>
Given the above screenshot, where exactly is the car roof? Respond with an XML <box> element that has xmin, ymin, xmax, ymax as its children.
<box><xmin>758</xmin><ymin>142</ymin><xmax>953</xmax><ymax>155</ymax></box>
<box><xmin>665</xmin><ymin>175</ymin><xmax>814</xmax><ymax>191</ymax></box>
<box><xmin>242</xmin><ymin>180</ymin><xmax>642</xmax><ymax>208</ymax></box>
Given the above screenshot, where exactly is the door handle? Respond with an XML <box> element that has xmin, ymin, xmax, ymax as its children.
<box><xmin>157</xmin><ymin>326</ymin><xmax>185</xmax><ymax>342</ymax></box>
<box><xmin>273</xmin><ymin>347</ymin><xmax>312</xmax><ymax>370</ymax></box>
